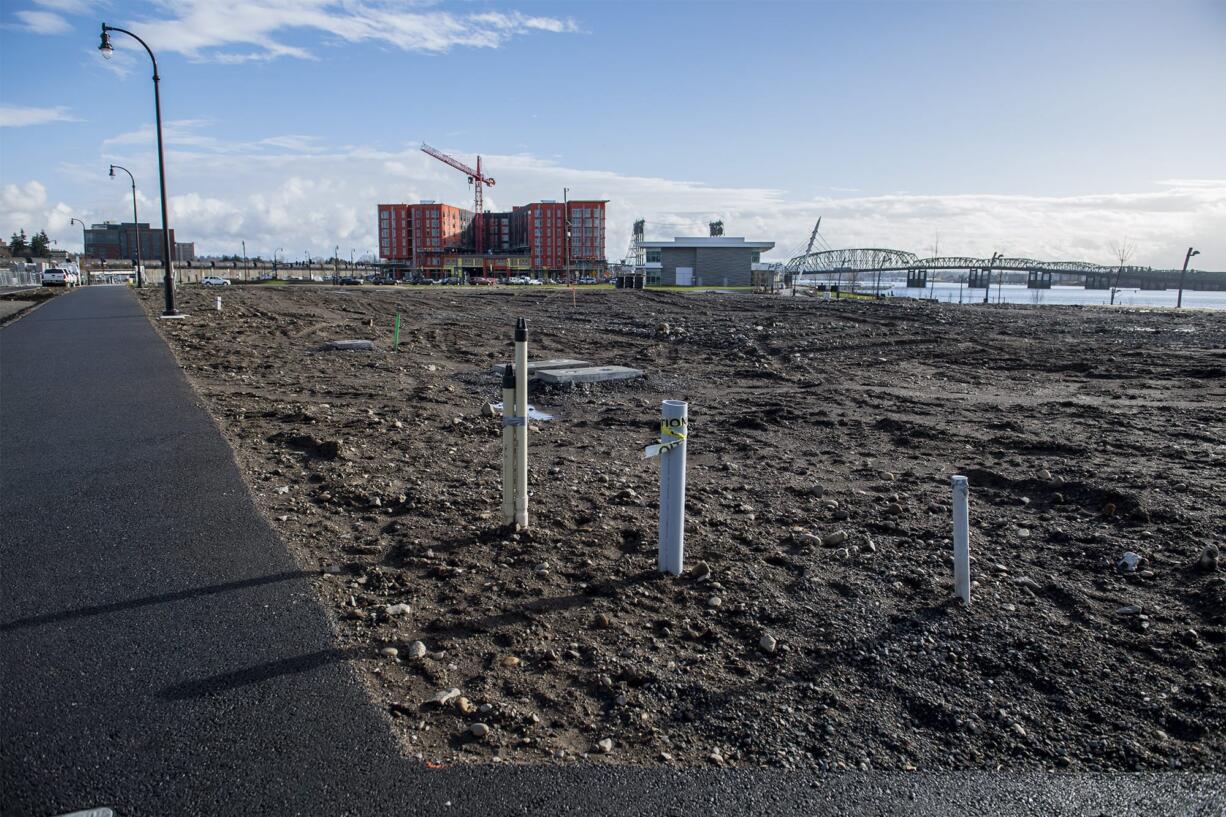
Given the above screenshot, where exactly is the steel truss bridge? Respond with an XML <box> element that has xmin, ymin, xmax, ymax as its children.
<box><xmin>783</xmin><ymin>249</ymin><xmax>1226</xmax><ymax>291</ymax></box>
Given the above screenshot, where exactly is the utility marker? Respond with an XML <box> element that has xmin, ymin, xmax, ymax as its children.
<box><xmin>645</xmin><ymin>400</ymin><xmax>689</xmax><ymax>575</ymax></box>
<box><xmin>513</xmin><ymin>318</ymin><xmax>529</xmax><ymax>530</ymax></box>
<box><xmin>393</xmin><ymin>313</ymin><xmax>401</xmax><ymax>350</ymax></box>
<box><xmin>500</xmin><ymin>364</ymin><xmax>517</xmax><ymax>527</ymax></box>
<box><xmin>214</xmin><ymin>296</ymin><xmax>222</xmax><ymax>312</ymax></box>
<box><xmin>951</xmin><ymin>475</ymin><xmax>971</xmax><ymax>605</ymax></box>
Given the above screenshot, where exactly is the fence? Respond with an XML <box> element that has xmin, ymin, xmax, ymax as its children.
<box><xmin>1</xmin><ymin>264</ymin><xmax>44</xmax><ymax>288</ymax></box>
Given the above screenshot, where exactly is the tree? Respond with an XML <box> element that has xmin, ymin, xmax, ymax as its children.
<box><xmin>9</xmin><ymin>229</ymin><xmax>29</xmax><ymax>256</ymax></box>
<box><xmin>1109</xmin><ymin>237</ymin><xmax>1136</xmax><ymax>305</ymax></box>
<box><xmin>30</xmin><ymin>230</ymin><xmax>51</xmax><ymax>257</ymax></box>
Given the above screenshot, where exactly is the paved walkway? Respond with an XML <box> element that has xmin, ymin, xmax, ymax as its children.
<box><xmin>1</xmin><ymin>288</ymin><xmax>1221</xmax><ymax>816</ymax></box>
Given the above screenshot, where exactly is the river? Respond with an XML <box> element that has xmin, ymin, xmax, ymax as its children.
<box><xmin>883</xmin><ymin>283</ymin><xmax>1226</xmax><ymax>310</ymax></box>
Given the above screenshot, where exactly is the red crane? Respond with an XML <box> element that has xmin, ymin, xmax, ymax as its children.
<box><xmin>421</xmin><ymin>143</ymin><xmax>495</xmax><ymax>255</ymax></box>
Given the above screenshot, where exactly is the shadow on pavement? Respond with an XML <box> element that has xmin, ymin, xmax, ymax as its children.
<box><xmin>0</xmin><ymin>570</ymin><xmax>317</xmax><ymax>633</ymax></box>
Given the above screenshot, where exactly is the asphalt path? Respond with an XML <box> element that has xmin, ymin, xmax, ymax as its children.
<box><xmin>1</xmin><ymin>287</ymin><xmax>1222</xmax><ymax>816</ymax></box>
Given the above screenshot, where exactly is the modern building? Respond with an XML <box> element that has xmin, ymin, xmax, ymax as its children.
<box><xmin>84</xmin><ymin>222</ymin><xmax>193</xmax><ymax>263</ymax></box>
<box><xmin>377</xmin><ymin>199</ymin><xmax>606</xmax><ymax>278</ymax></box>
<box><xmin>637</xmin><ymin>236</ymin><xmax>775</xmax><ymax>286</ymax></box>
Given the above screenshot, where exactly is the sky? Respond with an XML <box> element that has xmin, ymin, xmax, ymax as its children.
<box><xmin>1</xmin><ymin>0</ymin><xmax>1224</xmax><ymax>267</ymax></box>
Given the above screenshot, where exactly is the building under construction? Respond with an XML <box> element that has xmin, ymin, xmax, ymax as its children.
<box><xmin>378</xmin><ymin>143</ymin><xmax>607</xmax><ymax>279</ymax></box>
<box><xmin>377</xmin><ymin>199</ymin><xmax>607</xmax><ymax>278</ymax></box>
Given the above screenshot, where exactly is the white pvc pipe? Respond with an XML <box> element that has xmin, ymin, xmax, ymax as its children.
<box><xmin>658</xmin><ymin>400</ymin><xmax>688</xmax><ymax>575</ymax></box>
<box><xmin>215</xmin><ymin>296</ymin><xmax>222</xmax><ymax>311</ymax></box>
<box><xmin>500</xmin><ymin>365</ymin><xmax>516</xmax><ymax>527</ymax></box>
<box><xmin>951</xmin><ymin>475</ymin><xmax>971</xmax><ymax>605</ymax></box>
<box><xmin>514</xmin><ymin>318</ymin><xmax>529</xmax><ymax>530</ymax></box>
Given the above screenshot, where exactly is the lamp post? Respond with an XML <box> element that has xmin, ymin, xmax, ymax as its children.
<box><xmin>69</xmin><ymin>217</ymin><xmax>90</xmax><ymax>285</ymax></box>
<box><xmin>273</xmin><ymin>247</ymin><xmax>283</xmax><ymax>279</ymax></box>
<box><xmin>107</xmin><ymin>165</ymin><xmax>143</xmax><ymax>287</ymax></box>
<box><xmin>1176</xmin><ymin>247</ymin><xmax>1200</xmax><ymax>309</ymax></box>
<box><xmin>99</xmin><ymin>23</ymin><xmax>177</xmax><ymax>315</ymax></box>
<box><xmin>983</xmin><ymin>251</ymin><xmax>1002</xmax><ymax>305</ymax></box>
<box><xmin>874</xmin><ymin>254</ymin><xmax>889</xmax><ymax>298</ymax></box>
<box><xmin>242</xmin><ymin>239</ymin><xmax>247</xmax><ymax>282</ymax></box>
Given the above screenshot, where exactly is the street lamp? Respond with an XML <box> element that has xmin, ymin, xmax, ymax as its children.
<box><xmin>273</xmin><ymin>247</ymin><xmax>283</xmax><ymax>279</ymax></box>
<box><xmin>983</xmin><ymin>251</ymin><xmax>1002</xmax><ymax>305</ymax></box>
<box><xmin>874</xmin><ymin>254</ymin><xmax>889</xmax><ymax>298</ymax></box>
<box><xmin>1176</xmin><ymin>247</ymin><xmax>1200</xmax><ymax>309</ymax></box>
<box><xmin>99</xmin><ymin>22</ymin><xmax>177</xmax><ymax>315</ymax></box>
<box><xmin>108</xmin><ymin>165</ymin><xmax>143</xmax><ymax>287</ymax></box>
<box><xmin>69</xmin><ymin>217</ymin><xmax>89</xmax><ymax>284</ymax></box>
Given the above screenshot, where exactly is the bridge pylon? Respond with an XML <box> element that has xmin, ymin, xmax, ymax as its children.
<box><xmin>1027</xmin><ymin>270</ymin><xmax>1052</xmax><ymax>289</ymax></box>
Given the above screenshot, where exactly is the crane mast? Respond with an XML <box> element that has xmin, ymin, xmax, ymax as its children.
<box><xmin>421</xmin><ymin>143</ymin><xmax>496</xmax><ymax>255</ymax></box>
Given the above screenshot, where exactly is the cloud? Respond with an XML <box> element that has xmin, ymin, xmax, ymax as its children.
<box><xmin>47</xmin><ymin>120</ymin><xmax>1223</xmax><ymax>268</ymax></box>
<box><xmin>109</xmin><ymin>1</ymin><xmax>578</xmax><ymax>62</ymax></box>
<box><xmin>34</xmin><ymin>0</ymin><xmax>91</xmax><ymax>11</ymax></box>
<box><xmin>0</xmin><ymin>105</ymin><xmax>78</xmax><ymax>127</ymax></box>
<box><xmin>1</xmin><ymin>181</ymin><xmax>77</xmax><ymax>249</ymax></box>
<box><xmin>2</xmin><ymin>180</ymin><xmax>49</xmax><ymax>212</ymax></box>
<box><xmin>16</xmin><ymin>9</ymin><xmax>71</xmax><ymax>34</ymax></box>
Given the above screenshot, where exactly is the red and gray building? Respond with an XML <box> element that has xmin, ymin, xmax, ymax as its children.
<box><xmin>377</xmin><ymin>199</ymin><xmax>606</xmax><ymax>278</ymax></box>
<box><xmin>84</xmin><ymin>221</ymin><xmax>195</xmax><ymax>263</ymax></box>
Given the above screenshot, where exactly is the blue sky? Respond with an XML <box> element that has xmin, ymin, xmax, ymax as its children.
<box><xmin>1</xmin><ymin>0</ymin><xmax>1224</xmax><ymax>266</ymax></box>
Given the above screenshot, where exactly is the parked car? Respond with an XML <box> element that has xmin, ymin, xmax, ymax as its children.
<box><xmin>505</xmin><ymin>275</ymin><xmax>529</xmax><ymax>285</ymax></box>
<box><xmin>372</xmin><ymin>276</ymin><xmax>399</xmax><ymax>285</ymax></box>
<box><xmin>41</xmin><ymin>268</ymin><xmax>79</xmax><ymax>287</ymax></box>
<box><xmin>578</xmin><ymin>276</ymin><xmax>597</xmax><ymax>285</ymax></box>
<box><xmin>338</xmin><ymin>276</ymin><xmax>362</xmax><ymax>285</ymax></box>
<box><xmin>201</xmin><ymin>276</ymin><xmax>231</xmax><ymax>286</ymax></box>
<box><xmin>526</xmin><ymin>278</ymin><xmax>543</xmax><ymax>285</ymax></box>
<box><xmin>470</xmin><ymin>276</ymin><xmax>497</xmax><ymax>286</ymax></box>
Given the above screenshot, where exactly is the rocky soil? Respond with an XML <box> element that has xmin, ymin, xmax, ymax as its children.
<box><xmin>142</xmin><ymin>284</ymin><xmax>1225</xmax><ymax>772</ymax></box>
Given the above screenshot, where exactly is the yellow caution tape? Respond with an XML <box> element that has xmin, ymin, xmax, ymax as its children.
<box><xmin>644</xmin><ymin>419</ymin><xmax>687</xmax><ymax>459</ymax></box>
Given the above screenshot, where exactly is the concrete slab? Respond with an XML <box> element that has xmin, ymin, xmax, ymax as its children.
<box><xmin>489</xmin><ymin>358</ymin><xmax>591</xmax><ymax>376</ymax></box>
<box><xmin>537</xmin><ymin>365</ymin><xmax>644</xmax><ymax>385</ymax></box>
<box><xmin>320</xmin><ymin>339</ymin><xmax>375</xmax><ymax>351</ymax></box>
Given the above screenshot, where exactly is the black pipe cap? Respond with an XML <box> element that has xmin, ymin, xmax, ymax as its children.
<box><xmin>501</xmin><ymin>363</ymin><xmax>515</xmax><ymax>388</ymax></box>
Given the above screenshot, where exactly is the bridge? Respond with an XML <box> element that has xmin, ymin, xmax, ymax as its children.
<box><xmin>783</xmin><ymin>248</ymin><xmax>1226</xmax><ymax>291</ymax></box>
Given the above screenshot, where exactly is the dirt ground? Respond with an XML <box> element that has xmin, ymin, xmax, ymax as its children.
<box><xmin>142</xmin><ymin>284</ymin><xmax>1226</xmax><ymax>773</ymax></box>
<box><xmin>0</xmin><ymin>287</ymin><xmax>59</xmax><ymax>325</ymax></box>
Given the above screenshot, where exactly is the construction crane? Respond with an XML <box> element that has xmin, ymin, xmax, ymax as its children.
<box><xmin>420</xmin><ymin>143</ymin><xmax>495</xmax><ymax>254</ymax></box>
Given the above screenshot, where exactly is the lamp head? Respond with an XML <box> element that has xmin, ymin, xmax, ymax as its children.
<box><xmin>99</xmin><ymin>25</ymin><xmax>114</xmax><ymax>59</ymax></box>
<box><xmin>109</xmin><ymin>165</ymin><xmax>115</xmax><ymax>177</ymax></box>
<box><xmin>1191</xmin><ymin>249</ymin><xmax>1201</xmax><ymax>258</ymax></box>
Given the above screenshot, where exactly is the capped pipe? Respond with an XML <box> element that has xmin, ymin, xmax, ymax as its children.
<box><xmin>651</xmin><ymin>400</ymin><xmax>688</xmax><ymax>575</ymax></box>
<box><xmin>514</xmin><ymin>318</ymin><xmax>529</xmax><ymax>529</ymax></box>
<box><xmin>500</xmin><ymin>364</ymin><xmax>516</xmax><ymax>527</ymax></box>
<box><xmin>952</xmin><ymin>475</ymin><xmax>971</xmax><ymax>605</ymax></box>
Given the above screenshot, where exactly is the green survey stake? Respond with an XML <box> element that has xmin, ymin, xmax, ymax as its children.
<box><xmin>392</xmin><ymin>313</ymin><xmax>401</xmax><ymax>349</ymax></box>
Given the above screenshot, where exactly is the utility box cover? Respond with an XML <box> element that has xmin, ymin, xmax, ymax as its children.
<box><xmin>489</xmin><ymin>359</ymin><xmax>591</xmax><ymax>376</ymax></box>
<box><xmin>537</xmin><ymin>366</ymin><xmax>644</xmax><ymax>385</ymax></box>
